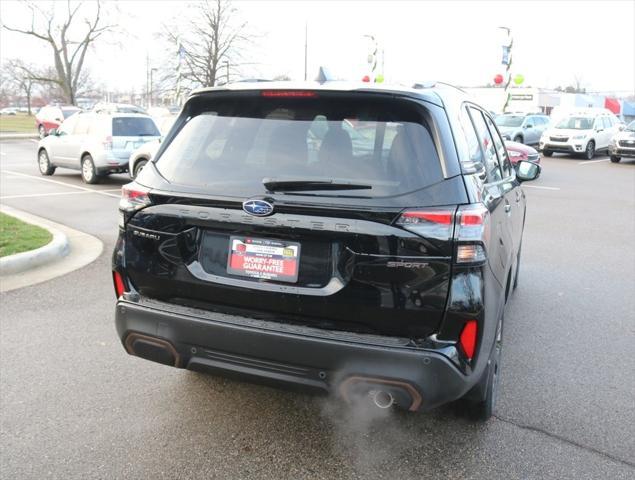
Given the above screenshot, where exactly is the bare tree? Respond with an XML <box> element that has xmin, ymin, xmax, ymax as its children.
<box><xmin>4</xmin><ymin>59</ymin><xmax>39</xmax><ymax>114</ymax></box>
<box><xmin>2</xmin><ymin>1</ymin><xmax>114</xmax><ymax>105</ymax></box>
<box><xmin>163</xmin><ymin>0</ymin><xmax>252</xmax><ymax>90</ymax></box>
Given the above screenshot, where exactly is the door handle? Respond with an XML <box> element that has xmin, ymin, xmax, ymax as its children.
<box><xmin>515</xmin><ymin>190</ymin><xmax>521</xmax><ymax>202</ymax></box>
<box><xmin>504</xmin><ymin>202</ymin><xmax>512</xmax><ymax>214</ymax></box>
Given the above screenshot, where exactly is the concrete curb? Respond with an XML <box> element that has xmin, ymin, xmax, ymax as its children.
<box><xmin>0</xmin><ymin>205</ymin><xmax>103</xmax><ymax>292</ymax></box>
<box><xmin>0</xmin><ymin>207</ymin><xmax>70</xmax><ymax>275</ymax></box>
<box><xmin>0</xmin><ymin>133</ymin><xmax>39</xmax><ymax>140</ymax></box>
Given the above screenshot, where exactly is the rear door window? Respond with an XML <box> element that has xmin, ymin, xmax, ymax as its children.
<box><xmin>157</xmin><ymin>95</ymin><xmax>444</xmax><ymax>198</ymax></box>
<box><xmin>112</xmin><ymin>117</ymin><xmax>160</xmax><ymax>137</ymax></box>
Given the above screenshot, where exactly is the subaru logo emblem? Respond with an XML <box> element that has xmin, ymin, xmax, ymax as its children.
<box><xmin>242</xmin><ymin>199</ymin><xmax>274</xmax><ymax>217</ymax></box>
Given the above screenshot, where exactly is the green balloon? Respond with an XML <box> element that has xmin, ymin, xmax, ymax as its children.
<box><xmin>374</xmin><ymin>74</ymin><xmax>384</xmax><ymax>83</ymax></box>
<box><xmin>514</xmin><ymin>74</ymin><xmax>525</xmax><ymax>85</ymax></box>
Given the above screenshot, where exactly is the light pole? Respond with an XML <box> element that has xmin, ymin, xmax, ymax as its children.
<box><xmin>498</xmin><ymin>26</ymin><xmax>513</xmax><ymax>113</ymax></box>
<box><xmin>149</xmin><ymin>67</ymin><xmax>158</xmax><ymax>108</ymax></box>
<box><xmin>363</xmin><ymin>34</ymin><xmax>378</xmax><ymax>81</ymax></box>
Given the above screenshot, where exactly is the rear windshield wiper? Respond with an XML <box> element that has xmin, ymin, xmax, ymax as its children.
<box><xmin>263</xmin><ymin>178</ymin><xmax>372</xmax><ymax>192</ymax></box>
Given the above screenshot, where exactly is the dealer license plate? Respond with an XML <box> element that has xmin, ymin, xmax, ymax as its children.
<box><xmin>227</xmin><ymin>236</ymin><xmax>300</xmax><ymax>283</ymax></box>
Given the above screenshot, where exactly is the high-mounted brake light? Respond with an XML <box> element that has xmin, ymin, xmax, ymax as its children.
<box><xmin>260</xmin><ymin>90</ymin><xmax>318</xmax><ymax>98</ymax></box>
<box><xmin>112</xmin><ymin>270</ymin><xmax>126</xmax><ymax>298</ymax></box>
<box><xmin>459</xmin><ymin>319</ymin><xmax>478</xmax><ymax>360</ymax></box>
<box><xmin>119</xmin><ymin>183</ymin><xmax>151</xmax><ymax>213</ymax></box>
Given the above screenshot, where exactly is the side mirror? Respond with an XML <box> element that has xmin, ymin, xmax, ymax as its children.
<box><xmin>55</xmin><ymin>118</ymin><xmax>62</xmax><ymax>122</ymax></box>
<box><xmin>618</xmin><ymin>124</ymin><xmax>626</xmax><ymax>131</ymax></box>
<box><xmin>524</xmin><ymin>123</ymin><xmax>533</xmax><ymax>129</ymax></box>
<box><xmin>516</xmin><ymin>160</ymin><xmax>541</xmax><ymax>182</ymax></box>
<box><xmin>49</xmin><ymin>128</ymin><xmax>57</xmax><ymax>136</ymax></box>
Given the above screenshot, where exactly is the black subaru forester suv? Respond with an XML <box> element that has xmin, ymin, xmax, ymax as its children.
<box><xmin>112</xmin><ymin>82</ymin><xmax>539</xmax><ymax>420</ymax></box>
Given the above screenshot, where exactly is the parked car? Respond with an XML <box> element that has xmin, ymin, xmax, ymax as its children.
<box><xmin>92</xmin><ymin>102</ymin><xmax>147</xmax><ymax>114</ymax></box>
<box><xmin>129</xmin><ymin>139</ymin><xmax>161</xmax><ymax>178</ymax></box>
<box><xmin>609</xmin><ymin>120</ymin><xmax>635</xmax><ymax>163</ymax></box>
<box><xmin>0</xmin><ymin>107</ymin><xmax>18</xmax><ymax>115</ymax></box>
<box><xmin>539</xmin><ymin>111</ymin><xmax>621</xmax><ymax>159</ymax></box>
<box><xmin>36</xmin><ymin>111</ymin><xmax>161</xmax><ymax>183</ymax></box>
<box><xmin>35</xmin><ymin>105</ymin><xmax>81</xmax><ymax>138</ymax></box>
<box><xmin>505</xmin><ymin>140</ymin><xmax>541</xmax><ymax>165</ymax></box>
<box><xmin>128</xmin><ymin>116</ymin><xmax>176</xmax><ymax>178</ymax></box>
<box><xmin>112</xmin><ymin>82</ymin><xmax>539</xmax><ymax>421</ymax></box>
<box><xmin>495</xmin><ymin>113</ymin><xmax>550</xmax><ymax>145</ymax></box>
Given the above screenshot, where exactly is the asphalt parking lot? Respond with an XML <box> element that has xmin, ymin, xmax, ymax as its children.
<box><xmin>1</xmin><ymin>139</ymin><xmax>634</xmax><ymax>479</ymax></box>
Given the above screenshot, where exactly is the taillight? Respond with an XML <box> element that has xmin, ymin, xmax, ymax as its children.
<box><xmin>454</xmin><ymin>204</ymin><xmax>490</xmax><ymax>264</ymax></box>
<box><xmin>119</xmin><ymin>183</ymin><xmax>151</xmax><ymax>213</ymax></box>
<box><xmin>395</xmin><ymin>208</ymin><xmax>455</xmax><ymax>240</ymax></box>
<box><xmin>112</xmin><ymin>270</ymin><xmax>126</xmax><ymax>298</ymax></box>
<box><xmin>103</xmin><ymin>135</ymin><xmax>113</xmax><ymax>150</ymax></box>
<box><xmin>459</xmin><ymin>319</ymin><xmax>478</xmax><ymax>360</ymax></box>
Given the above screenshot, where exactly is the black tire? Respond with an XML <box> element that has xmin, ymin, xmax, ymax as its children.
<box><xmin>81</xmin><ymin>154</ymin><xmax>99</xmax><ymax>184</ymax></box>
<box><xmin>37</xmin><ymin>149</ymin><xmax>56</xmax><ymax>176</ymax></box>
<box><xmin>543</xmin><ymin>150</ymin><xmax>553</xmax><ymax>157</ymax></box>
<box><xmin>133</xmin><ymin>159</ymin><xmax>148</xmax><ymax>178</ymax></box>
<box><xmin>513</xmin><ymin>135</ymin><xmax>523</xmax><ymax>144</ymax></box>
<box><xmin>584</xmin><ymin>140</ymin><xmax>595</xmax><ymax>160</ymax></box>
<box><xmin>610</xmin><ymin>155</ymin><xmax>621</xmax><ymax>163</ymax></box>
<box><xmin>38</xmin><ymin>124</ymin><xmax>46</xmax><ymax>139</ymax></box>
<box><xmin>465</xmin><ymin>315</ymin><xmax>503</xmax><ymax>421</ymax></box>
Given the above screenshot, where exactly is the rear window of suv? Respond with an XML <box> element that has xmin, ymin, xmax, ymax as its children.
<box><xmin>156</xmin><ymin>94</ymin><xmax>443</xmax><ymax>198</ymax></box>
<box><xmin>112</xmin><ymin>117</ymin><xmax>160</xmax><ymax>137</ymax></box>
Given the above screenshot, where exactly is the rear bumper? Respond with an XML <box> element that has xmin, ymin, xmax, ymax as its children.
<box><xmin>115</xmin><ymin>297</ymin><xmax>474</xmax><ymax>410</ymax></box>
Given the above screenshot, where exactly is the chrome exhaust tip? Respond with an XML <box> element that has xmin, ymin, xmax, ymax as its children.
<box><xmin>371</xmin><ymin>390</ymin><xmax>394</xmax><ymax>409</ymax></box>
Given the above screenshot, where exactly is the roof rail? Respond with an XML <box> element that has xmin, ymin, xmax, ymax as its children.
<box><xmin>412</xmin><ymin>81</ymin><xmax>466</xmax><ymax>93</ymax></box>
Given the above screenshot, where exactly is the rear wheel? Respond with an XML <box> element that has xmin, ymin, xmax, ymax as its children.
<box><xmin>610</xmin><ymin>155</ymin><xmax>621</xmax><ymax>163</ymax></box>
<box><xmin>38</xmin><ymin>149</ymin><xmax>55</xmax><ymax>176</ymax></box>
<box><xmin>584</xmin><ymin>141</ymin><xmax>595</xmax><ymax>160</ymax></box>
<box><xmin>38</xmin><ymin>124</ymin><xmax>46</xmax><ymax>139</ymax></box>
<box><xmin>465</xmin><ymin>315</ymin><xmax>503</xmax><ymax>421</ymax></box>
<box><xmin>133</xmin><ymin>159</ymin><xmax>148</xmax><ymax>178</ymax></box>
<box><xmin>543</xmin><ymin>150</ymin><xmax>553</xmax><ymax>157</ymax></box>
<box><xmin>81</xmin><ymin>155</ymin><xmax>99</xmax><ymax>184</ymax></box>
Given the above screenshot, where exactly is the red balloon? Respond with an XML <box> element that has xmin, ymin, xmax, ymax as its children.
<box><xmin>494</xmin><ymin>74</ymin><xmax>504</xmax><ymax>85</ymax></box>
<box><xmin>362</xmin><ymin>75</ymin><xmax>371</xmax><ymax>83</ymax></box>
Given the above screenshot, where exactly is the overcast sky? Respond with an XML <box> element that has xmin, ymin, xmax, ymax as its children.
<box><xmin>1</xmin><ymin>0</ymin><xmax>634</xmax><ymax>94</ymax></box>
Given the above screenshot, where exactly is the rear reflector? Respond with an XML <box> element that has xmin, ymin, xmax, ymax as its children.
<box><xmin>112</xmin><ymin>271</ymin><xmax>126</xmax><ymax>298</ymax></box>
<box><xmin>261</xmin><ymin>90</ymin><xmax>318</xmax><ymax>98</ymax></box>
<box><xmin>459</xmin><ymin>320</ymin><xmax>478</xmax><ymax>360</ymax></box>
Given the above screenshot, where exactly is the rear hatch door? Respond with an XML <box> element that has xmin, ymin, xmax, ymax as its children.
<box><xmin>124</xmin><ymin>91</ymin><xmax>467</xmax><ymax>338</ymax></box>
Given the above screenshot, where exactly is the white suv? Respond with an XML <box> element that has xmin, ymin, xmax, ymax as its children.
<box><xmin>539</xmin><ymin>111</ymin><xmax>621</xmax><ymax>159</ymax></box>
<box><xmin>36</xmin><ymin>112</ymin><xmax>161</xmax><ymax>183</ymax></box>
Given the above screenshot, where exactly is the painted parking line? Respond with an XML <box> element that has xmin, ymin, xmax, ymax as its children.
<box><xmin>1</xmin><ymin>169</ymin><xmax>121</xmax><ymax>198</ymax></box>
<box><xmin>0</xmin><ymin>188</ymin><xmax>121</xmax><ymax>200</ymax></box>
<box><xmin>523</xmin><ymin>185</ymin><xmax>561</xmax><ymax>191</ymax></box>
<box><xmin>578</xmin><ymin>158</ymin><xmax>609</xmax><ymax>165</ymax></box>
